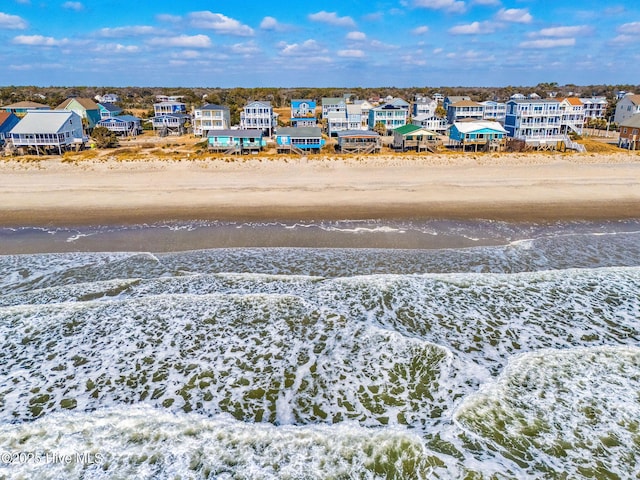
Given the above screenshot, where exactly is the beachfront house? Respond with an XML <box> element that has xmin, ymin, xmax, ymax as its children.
<box><xmin>368</xmin><ymin>104</ymin><xmax>408</xmax><ymax>133</ymax></box>
<box><xmin>97</xmin><ymin>115</ymin><xmax>142</xmax><ymax>136</ymax></box>
<box><xmin>151</xmin><ymin>99</ymin><xmax>189</xmax><ymax>136</ymax></box>
<box><xmin>0</xmin><ymin>111</ymin><xmax>20</xmax><ymax>145</ymax></box>
<box><xmin>412</xmin><ymin>96</ymin><xmax>437</xmax><ymax>118</ymax></box>
<box><xmin>56</xmin><ymin>97</ymin><xmax>101</xmax><ymax>130</ymax></box>
<box><xmin>98</xmin><ymin>102</ymin><xmax>123</xmax><ymax>119</ymax></box>
<box><xmin>9</xmin><ymin>110</ymin><xmax>87</xmax><ymax>155</ymax></box>
<box><xmin>336</xmin><ymin>130</ymin><xmax>381</xmax><ymax>153</ymax></box>
<box><xmin>504</xmin><ymin>98</ymin><xmax>562</xmax><ymax>145</ymax></box>
<box><xmin>240</xmin><ymin>101</ymin><xmax>277</xmax><ymax>137</ymax></box>
<box><xmin>207</xmin><ymin>129</ymin><xmax>266</xmax><ymax>154</ymax></box>
<box><xmin>321</xmin><ymin>98</ymin><xmax>347</xmax><ymax>119</ymax></box>
<box><xmin>618</xmin><ymin>114</ymin><xmax>640</xmax><ymax>150</ymax></box>
<box><xmin>443</xmin><ymin>96</ymin><xmax>470</xmax><ymax>111</ymax></box>
<box><xmin>95</xmin><ymin>93</ymin><xmax>120</xmax><ymax>104</ymax></box>
<box><xmin>290</xmin><ymin>100</ymin><xmax>317</xmax><ymax>128</ymax></box>
<box><xmin>2</xmin><ymin>101</ymin><xmax>50</xmax><ymax>117</ymax></box>
<box><xmin>614</xmin><ymin>94</ymin><xmax>640</xmax><ymax>125</ymax></box>
<box><xmin>446</xmin><ymin>100</ymin><xmax>485</xmax><ymax>124</ymax></box>
<box><xmin>353</xmin><ymin>100</ymin><xmax>373</xmax><ymax>128</ymax></box>
<box><xmin>481</xmin><ymin>101</ymin><xmax>507</xmax><ymax>123</ymax></box>
<box><xmin>392</xmin><ymin>124</ymin><xmax>439</xmax><ymax>152</ymax></box>
<box><xmin>275</xmin><ymin>127</ymin><xmax>325</xmax><ymax>154</ymax></box>
<box><xmin>412</xmin><ymin>114</ymin><xmax>448</xmax><ymax>134</ymax></box>
<box><xmin>193</xmin><ymin>104</ymin><xmax>231</xmax><ymax>137</ymax></box>
<box><xmin>558</xmin><ymin>97</ymin><xmax>585</xmax><ymax>135</ymax></box>
<box><xmin>580</xmin><ymin>97</ymin><xmax>608</xmax><ymax>121</ymax></box>
<box><xmin>327</xmin><ymin>104</ymin><xmax>365</xmax><ymax>136</ymax></box>
<box><xmin>449</xmin><ymin>120</ymin><xmax>508</xmax><ymax>151</ymax></box>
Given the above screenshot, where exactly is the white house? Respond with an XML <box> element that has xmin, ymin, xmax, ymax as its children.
<box><xmin>240</xmin><ymin>100</ymin><xmax>277</xmax><ymax>137</ymax></box>
<box><xmin>504</xmin><ymin>98</ymin><xmax>562</xmax><ymax>143</ymax></box>
<box><xmin>9</xmin><ymin>110</ymin><xmax>86</xmax><ymax>154</ymax></box>
<box><xmin>412</xmin><ymin>114</ymin><xmax>448</xmax><ymax>133</ymax></box>
<box><xmin>321</xmin><ymin>98</ymin><xmax>347</xmax><ymax>119</ymax></box>
<box><xmin>481</xmin><ymin>101</ymin><xmax>507</xmax><ymax>123</ymax></box>
<box><xmin>412</xmin><ymin>96</ymin><xmax>437</xmax><ymax>118</ymax></box>
<box><xmin>579</xmin><ymin>97</ymin><xmax>608</xmax><ymax>121</ymax></box>
<box><xmin>614</xmin><ymin>94</ymin><xmax>640</xmax><ymax>125</ymax></box>
<box><xmin>193</xmin><ymin>104</ymin><xmax>231</xmax><ymax>137</ymax></box>
<box><xmin>557</xmin><ymin>97</ymin><xmax>585</xmax><ymax>135</ymax></box>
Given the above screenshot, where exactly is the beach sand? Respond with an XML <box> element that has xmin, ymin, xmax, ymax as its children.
<box><xmin>1</xmin><ymin>151</ymin><xmax>640</xmax><ymax>226</ymax></box>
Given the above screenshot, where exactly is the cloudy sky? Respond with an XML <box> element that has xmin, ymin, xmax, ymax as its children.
<box><xmin>1</xmin><ymin>0</ymin><xmax>638</xmax><ymax>87</ymax></box>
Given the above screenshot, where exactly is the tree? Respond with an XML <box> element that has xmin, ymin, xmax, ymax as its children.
<box><xmin>373</xmin><ymin>122</ymin><xmax>387</xmax><ymax>135</ymax></box>
<box><xmin>91</xmin><ymin>126</ymin><xmax>119</xmax><ymax>148</ymax></box>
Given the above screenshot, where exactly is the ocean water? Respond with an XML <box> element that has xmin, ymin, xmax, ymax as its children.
<box><xmin>1</xmin><ymin>219</ymin><xmax>640</xmax><ymax>479</ymax></box>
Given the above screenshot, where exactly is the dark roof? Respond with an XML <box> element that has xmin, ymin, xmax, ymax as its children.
<box><xmin>200</xmin><ymin>103</ymin><xmax>228</xmax><ymax>111</ymax></box>
<box><xmin>507</xmin><ymin>98</ymin><xmax>560</xmax><ymax>104</ymax></box>
<box><xmin>620</xmin><ymin>114</ymin><xmax>640</xmax><ymax>128</ymax></box>
<box><xmin>276</xmin><ymin>127</ymin><xmax>322</xmax><ymax>137</ymax></box>
<box><xmin>99</xmin><ymin>103</ymin><xmax>121</xmax><ymax>112</ymax></box>
<box><xmin>337</xmin><ymin>130</ymin><xmax>380</xmax><ymax>137</ymax></box>
<box><xmin>207</xmin><ymin>129</ymin><xmax>264</xmax><ymax>137</ymax></box>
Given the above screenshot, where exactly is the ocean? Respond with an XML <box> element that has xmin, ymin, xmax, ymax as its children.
<box><xmin>1</xmin><ymin>219</ymin><xmax>639</xmax><ymax>479</ymax></box>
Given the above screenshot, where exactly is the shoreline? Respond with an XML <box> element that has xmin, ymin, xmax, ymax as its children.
<box><xmin>1</xmin><ymin>152</ymin><xmax>640</xmax><ymax>227</ymax></box>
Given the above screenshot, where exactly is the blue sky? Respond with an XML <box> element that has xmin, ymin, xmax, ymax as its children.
<box><xmin>1</xmin><ymin>0</ymin><xmax>638</xmax><ymax>87</ymax></box>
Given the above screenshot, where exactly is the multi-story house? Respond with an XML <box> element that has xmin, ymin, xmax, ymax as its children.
<box><xmin>557</xmin><ymin>97</ymin><xmax>585</xmax><ymax>135</ymax></box>
<box><xmin>353</xmin><ymin>100</ymin><xmax>374</xmax><ymax>128</ymax></box>
<box><xmin>98</xmin><ymin>102</ymin><xmax>122</xmax><ymax>120</ymax></box>
<box><xmin>193</xmin><ymin>104</ymin><xmax>230</xmax><ymax>137</ymax></box>
<box><xmin>433</xmin><ymin>93</ymin><xmax>444</xmax><ymax>104</ymax></box>
<box><xmin>412</xmin><ymin>114</ymin><xmax>448</xmax><ymax>133</ymax></box>
<box><xmin>504</xmin><ymin>99</ymin><xmax>562</xmax><ymax>142</ymax></box>
<box><xmin>443</xmin><ymin>95</ymin><xmax>470</xmax><ymax>111</ymax></box>
<box><xmin>327</xmin><ymin>104</ymin><xmax>365</xmax><ymax>136</ymax></box>
<box><xmin>0</xmin><ymin>111</ymin><xmax>20</xmax><ymax>145</ymax></box>
<box><xmin>446</xmin><ymin>100</ymin><xmax>485</xmax><ymax>124</ymax></box>
<box><xmin>579</xmin><ymin>97</ymin><xmax>608</xmax><ymax>121</ymax></box>
<box><xmin>240</xmin><ymin>100</ymin><xmax>277</xmax><ymax>137</ymax></box>
<box><xmin>618</xmin><ymin>114</ymin><xmax>640</xmax><ymax>150</ymax></box>
<box><xmin>321</xmin><ymin>98</ymin><xmax>347</xmax><ymax>119</ymax></box>
<box><xmin>481</xmin><ymin>101</ymin><xmax>507</xmax><ymax>123</ymax></box>
<box><xmin>412</xmin><ymin>96</ymin><xmax>437</xmax><ymax>118</ymax></box>
<box><xmin>614</xmin><ymin>94</ymin><xmax>640</xmax><ymax>125</ymax></box>
<box><xmin>56</xmin><ymin>97</ymin><xmax>101</xmax><ymax>130</ymax></box>
<box><xmin>151</xmin><ymin>99</ymin><xmax>189</xmax><ymax>135</ymax></box>
<box><xmin>368</xmin><ymin>104</ymin><xmax>408</xmax><ymax>133</ymax></box>
<box><xmin>290</xmin><ymin>99</ymin><xmax>317</xmax><ymax>128</ymax></box>
<box><xmin>9</xmin><ymin>110</ymin><xmax>86</xmax><ymax>154</ymax></box>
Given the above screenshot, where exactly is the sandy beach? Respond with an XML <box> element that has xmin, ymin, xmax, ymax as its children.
<box><xmin>1</xmin><ymin>151</ymin><xmax>640</xmax><ymax>226</ymax></box>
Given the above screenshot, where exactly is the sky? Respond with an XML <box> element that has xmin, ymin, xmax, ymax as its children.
<box><xmin>0</xmin><ymin>0</ymin><xmax>638</xmax><ymax>87</ymax></box>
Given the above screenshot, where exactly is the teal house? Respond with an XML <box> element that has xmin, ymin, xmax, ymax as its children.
<box><xmin>449</xmin><ymin>120</ymin><xmax>508</xmax><ymax>151</ymax></box>
<box><xmin>208</xmin><ymin>129</ymin><xmax>266</xmax><ymax>153</ymax></box>
<box><xmin>276</xmin><ymin>127</ymin><xmax>324</xmax><ymax>153</ymax></box>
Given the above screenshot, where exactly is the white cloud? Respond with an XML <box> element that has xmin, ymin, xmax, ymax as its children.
<box><xmin>610</xmin><ymin>34</ymin><xmax>635</xmax><ymax>44</ymax></box>
<box><xmin>98</xmin><ymin>26</ymin><xmax>157</xmax><ymax>37</ymax></box>
<box><xmin>156</xmin><ymin>14</ymin><xmax>182</xmax><ymax>23</ymax></box>
<box><xmin>189</xmin><ymin>11</ymin><xmax>254</xmax><ymax>36</ymax></box>
<box><xmin>433</xmin><ymin>47</ymin><xmax>443</xmax><ymax>54</ymax></box>
<box><xmin>0</xmin><ymin>12</ymin><xmax>28</xmax><ymax>29</ymax></box>
<box><xmin>449</xmin><ymin>21</ymin><xmax>495</xmax><ymax>34</ymax></box>
<box><xmin>519</xmin><ymin>38</ymin><xmax>576</xmax><ymax>48</ymax></box>
<box><xmin>259</xmin><ymin>16</ymin><xmax>280</xmax><ymax>31</ymax></box>
<box><xmin>230</xmin><ymin>41</ymin><xmax>260</xmax><ymax>55</ymax></box>
<box><xmin>308</xmin><ymin>11</ymin><xmax>356</xmax><ymax>27</ymax></box>
<box><xmin>346</xmin><ymin>31</ymin><xmax>366</xmax><ymax>40</ymax></box>
<box><xmin>148</xmin><ymin>34</ymin><xmax>212</xmax><ymax>48</ymax></box>
<box><xmin>618</xmin><ymin>21</ymin><xmax>640</xmax><ymax>34</ymax></box>
<box><xmin>62</xmin><ymin>1</ymin><xmax>83</xmax><ymax>11</ymax></box>
<box><xmin>495</xmin><ymin>8</ymin><xmax>532</xmax><ymax>23</ymax></box>
<box><xmin>337</xmin><ymin>49</ymin><xmax>365</xmax><ymax>58</ymax></box>
<box><xmin>471</xmin><ymin>0</ymin><xmax>500</xmax><ymax>5</ymax></box>
<box><xmin>413</xmin><ymin>0</ymin><xmax>466</xmax><ymax>14</ymax></box>
<box><xmin>13</xmin><ymin>35</ymin><xmax>69</xmax><ymax>46</ymax></box>
<box><xmin>370</xmin><ymin>39</ymin><xmax>399</xmax><ymax>50</ymax></box>
<box><xmin>93</xmin><ymin>43</ymin><xmax>139</xmax><ymax>53</ymax></box>
<box><xmin>412</xmin><ymin>26</ymin><xmax>429</xmax><ymax>34</ymax></box>
<box><xmin>278</xmin><ymin>39</ymin><xmax>327</xmax><ymax>57</ymax></box>
<box><xmin>531</xmin><ymin>25</ymin><xmax>591</xmax><ymax>37</ymax></box>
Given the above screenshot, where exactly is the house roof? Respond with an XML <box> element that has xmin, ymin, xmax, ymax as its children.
<box><xmin>199</xmin><ymin>103</ymin><xmax>228</xmax><ymax>111</ymax></box>
<box><xmin>620</xmin><ymin>114</ymin><xmax>640</xmax><ymax>128</ymax></box>
<box><xmin>445</xmin><ymin>96</ymin><xmax>471</xmax><ymax>103</ymax></box>
<box><xmin>337</xmin><ymin>130</ymin><xmax>380</xmax><ymax>138</ymax></box>
<box><xmin>57</xmin><ymin>97</ymin><xmax>100</xmax><ymax>111</ymax></box>
<box><xmin>207</xmin><ymin>129</ymin><xmax>264</xmax><ymax>137</ymax></box>
<box><xmin>322</xmin><ymin>98</ymin><xmax>345</xmax><ymax>105</ymax></box>
<box><xmin>393</xmin><ymin>124</ymin><xmax>437</xmax><ymax>136</ymax></box>
<box><xmin>623</xmin><ymin>94</ymin><xmax>640</xmax><ymax>106</ymax></box>
<box><xmin>558</xmin><ymin>97</ymin><xmax>583</xmax><ymax>106</ymax></box>
<box><xmin>276</xmin><ymin>127</ymin><xmax>322</xmax><ymax>137</ymax></box>
<box><xmin>508</xmin><ymin>98</ymin><xmax>560</xmax><ymax>104</ymax></box>
<box><xmin>452</xmin><ymin>120</ymin><xmax>508</xmax><ymax>134</ymax></box>
<box><xmin>10</xmin><ymin>110</ymin><xmax>79</xmax><ymax>134</ymax></box>
<box><xmin>346</xmin><ymin>104</ymin><xmax>362</xmax><ymax>114</ymax></box>
<box><xmin>245</xmin><ymin>100</ymin><xmax>272</xmax><ymax>108</ymax></box>
<box><xmin>450</xmin><ymin>100</ymin><xmax>484</xmax><ymax>107</ymax></box>
<box><xmin>0</xmin><ymin>111</ymin><xmax>15</xmax><ymax>126</ymax></box>
<box><xmin>98</xmin><ymin>103</ymin><xmax>122</xmax><ymax>112</ymax></box>
<box><xmin>2</xmin><ymin>101</ymin><xmax>50</xmax><ymax>109</ymax></box>
<box><xmin>99</xmin><ymin>115</ymin><xmax>140</xmax><ymax>123</ymax></box>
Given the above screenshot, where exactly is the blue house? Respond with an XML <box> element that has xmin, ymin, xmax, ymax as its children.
<box><xmin>449</xmin><ymin>120</ymin><xmax>507</xmax><ymax>151</ymax></box>
<box><xmin>290</xmin><ymin>100</ymin><xmax>317</xmax><ymax>127</ymax></box>
<box><xmin>276</xmin><ymin>127</ymin><xmax>324</xmax><ymax>153</ymax></box>
<box><xmin>208</xmin><ymin>129</ymin><xmax>266</xmax><ymax>153</ymax></box>
<box><xmin>0</xmin><ymin>111</ymin><xmax>20</xmax><ymax>145</ymax></box>
<box><xmin>97</xmin><ymin>115</ymin><xmax>142</xmax><ymax>136</ymax></box>
<box><xmin>98</xmin><ymin>102</ymin><xmax>123</xmax><ymax>119</ymax></box>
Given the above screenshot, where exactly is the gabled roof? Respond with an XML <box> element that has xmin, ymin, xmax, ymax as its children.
<box><xmin>321</xmin><ymin>97</ymin><xmax>345</xmax><ymax>105</ymax></box>
<box><xmin>393</xmin><ymin>124</ymin><xmax>437</xmax><ymax>136</ymax></box>
<box><xmin>57</xmin><ymin>97</ymin><xmax>100</xmax><ymax>111</ymax></box>
<box><xmin>388</xmin><ymin>98</ymin><xmax>410</xmax><ymax>107</ymax></box>
<box><xmin>508</xmin><ymin>98</ymin><xmax>560</xmax><ymax>104</ymax></box>
<box><xmin>10</xmin><ymin>110</ymin><xmax>79</xmax><ymax>134</ymax></box>
<box><xmin>199</xmin><ymin>103</ymin><xmax>228</xmax><ymax>111</ymax></box>
<box><xmin>337</xmin><ymin>130</ymin><xmax>380</xmax><ymax>137</ymax></box>
<box><xmin>346</xmin><ymin>104</ymin><xmax>362</xmax><ymax>114</ymax></box>
<box><xmin>445</xmin><ymin>96</ymin><xmax>471</xmax><ymax>103</ymax></box>
<box><xmin>558</xmin><ymin>97</ymin><xmax>583</xmax><ymax>106</ymax></box>
<box><xmin>276</xmin><ymin>127</ymin><xmax>322</xmax><ymax>137</ymax></box>
<box><xmin>245</xmin><ymin>100</ymin><xmax>272</xmax><ymax>108</ymax></box>
<box><xmin>0</xmin><ymin>111</ymin><xmax>17</xmax><ymax>126</ymax></box>
<box><xmin>3</xmin><ymin>101</ymin><xmax>50</xmax><ymax>109</ymax></box>
<box><xmin>452</xmin><ymin>120</ymin><xmax>508</xmax><ymax>134</ymax></box>
<box><xmin>98</xmin><ymin>103</ymin><xmax>122</xmax><ymax>112</ymax></box>
<box><xmin>450</xmin><ymin>100</ymin><xmax>484</xmax><ymax>107</ymax></box>
<box><xmin>622</xmin><ymin>94</ymin><xmax>640</xmax><ymax>106</ymax></box>
<box><xmin>620</xmin><ymin>114</ymin><xmax>640</xmax><ymax>128</ymax></box>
